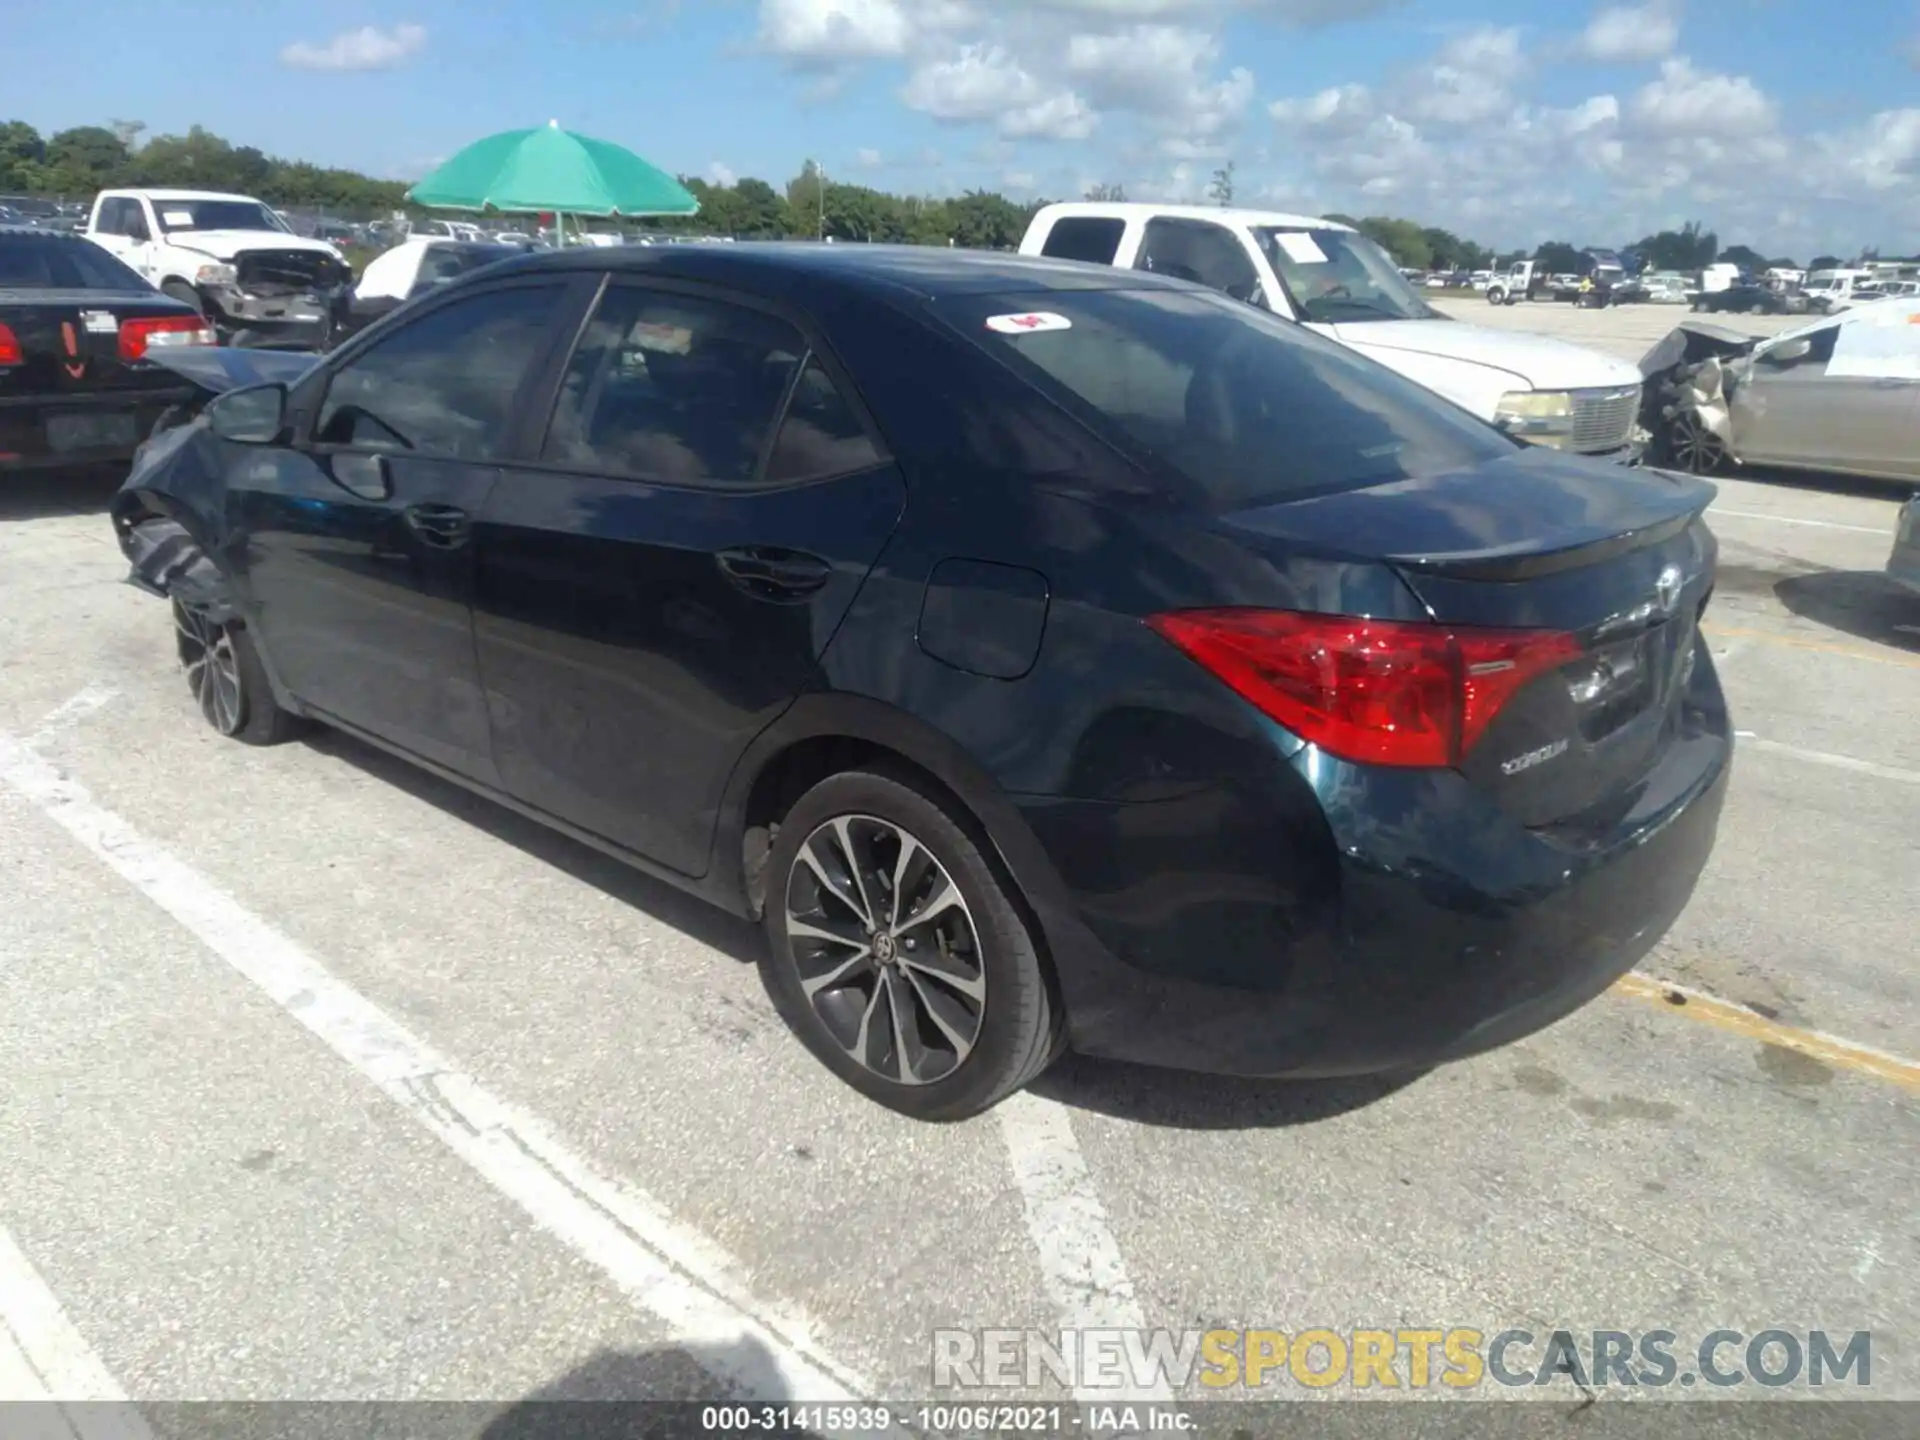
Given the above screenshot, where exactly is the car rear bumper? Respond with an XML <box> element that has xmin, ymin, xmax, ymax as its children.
<box><xmin>0</xmin><ymin>389</ymin><xmax>193</xmax><ymax>471</ymax></box>
<box><xmin>1019</xmin><ymin>665</ymin><xmax>1732</xmax><ymax>1078</ymax></box>
<box><xmin>1889</xmin><ymin>500</ymin><xmax>1920</xmax><ymax>594</ymax></box>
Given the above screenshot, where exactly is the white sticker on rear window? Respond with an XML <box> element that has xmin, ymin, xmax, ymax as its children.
<box><xmin>1274</xmin><ymin>232</ymin><xmax>1329</xmax><ymax>265</ymax></box>
<box><xmin>986</xmin><ymin>311</ymin><xmax>1072</xmax><ymax>335</ymax></box>
<box><xmin>161</xmin><ymin>210</ymin><xmax>195</xmax><ymax>226</ymax></box>
<box><xmin>80</xmin><ymin>310</ymin><xmax>119</xmax><ymax>334</ymax></box>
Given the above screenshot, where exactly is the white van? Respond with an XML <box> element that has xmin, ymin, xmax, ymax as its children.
<box><xmin>1802</xmin><ymin>269</ymin><xmax>1879</xmax><ymax>313</ymax></box>
<box><xmin>1019</xmin><ymin>203</ymin><xmax>1646</xmax><ymax>459</ymax></box>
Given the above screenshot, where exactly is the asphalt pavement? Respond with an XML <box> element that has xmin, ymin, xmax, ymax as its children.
<box><xmin>1</xmin><ymin>300</ymin><xmax>1915</xmax><ymax>1434</ymax></box>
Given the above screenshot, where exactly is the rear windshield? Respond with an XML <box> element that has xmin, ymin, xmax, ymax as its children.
<box><xmin>949</xmin><ymin>287</ymin><xmax>1516</xmax><ymax>508</ymax></box>
<box><xmin>0</xmin><ymin>233</ymin><xmax>152</xmax><ymax>291</ymax></box>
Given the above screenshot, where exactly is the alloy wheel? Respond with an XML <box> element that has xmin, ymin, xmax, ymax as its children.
<box><xmin>782</xmin><ymin>814</ymin><xmax>988</xmax><ymax>1086</ymax></box>
<box><xmin>175</xmin><ymin>603</ymin><xmax>245</xmax><ymax>735</ymax></box>
<box><xmin>1665</xmin><ymin>411</ymin><xmax>1726</xmax><ymax>475</ymax></box>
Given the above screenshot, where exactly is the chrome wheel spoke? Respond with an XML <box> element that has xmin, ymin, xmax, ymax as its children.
<box><xmin>897</xmin><ymin>963</ymin><xmax>978</xmax><ymax>1065</ymax></box>
<box><xmin>788</xmin><ymin>914</ymin><xmax>868</xmax><ymax>953</ymax></box>
<box><xmin>887</xmin><ymin>832</ymin><xmax>928</xmax><ymax>931</ymax></box>
<box><xmin>799</xmin><ymin>945</ymin><xmax>873</xmax><ymax>1000</ymax></box>
<box><xmin>883</xmin><ymin>969</ymin><xmax>927</xmax><ymax>1084</ymax></box>
<box><xmin>892</xmin><ymin>872</ymin><xmax>964</xmax><ymax>937</ymax></box>
<box><xmin>897</xmin><ymin>949</ymin><xmax>986</xmax><ymax>1004</ymax></box>
<box><xmin>829</xmin><ymin>816</ymin><xmax>878</xmax><ymax>930</ymax></box>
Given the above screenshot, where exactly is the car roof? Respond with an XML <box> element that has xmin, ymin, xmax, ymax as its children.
<box><xmin>481</xmin><ymin>241</ymin><xmax>1203</xmax><ymax>303</ymax></box>
<box><xmin>0</xmin><ymin>223</ymin><xmax>89</xmax><ymax>240</ymax></box>
<box><xmin>1030</xmin><ymin>200</ymin><xmax>1351</xmax><ymax>233</ymax></box>
<box><xmin>105</xmin><ymin>189</ymin><xmax>260</xmax><ymax>203</ymax></box>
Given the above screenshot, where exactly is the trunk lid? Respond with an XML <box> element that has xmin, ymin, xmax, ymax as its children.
<box><xmin>1222</xmin><ymin>448</ymin><xmax>1719</xmax><ymax>829</ymax></box>
<box><xmin>0</xmin><ymin>289</ymin><xmax>203</xmax><ymax>398</ymax></box>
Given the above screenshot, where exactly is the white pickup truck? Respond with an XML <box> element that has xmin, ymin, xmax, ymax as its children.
<box><xmin>1020</xmin><ymin>203</ymin><xmax>1647</xmax><ymax>460</ymax></box>
<box><xmin>85</xmin><ymin>188</ymin><xmax>353</xmax><ymax>347</ymax></box>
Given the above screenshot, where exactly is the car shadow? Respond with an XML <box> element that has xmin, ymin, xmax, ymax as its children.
<box><xmin>307</xmin><ymin>730</ymin><xmax>1425</xmax><ymax>1133</ymax></box>
<box><xmin>303</xmin><ymin>727</ymin><xmax>767</xmax><ymax>968</ymax></box>
<box><xmin>0</xmin><ymin>465</ymin><xmax>127</xmax><ymax>522</ymax></box>
<box><xmin>1031</xmin><ymin>1052</ymin><xmax>1428</xmax><ymax>1131</ymax></box>
<box><xmin>1774</xmin><ymin>570</ymin><xmax>1920</xmax><ymax>653</ymax></box>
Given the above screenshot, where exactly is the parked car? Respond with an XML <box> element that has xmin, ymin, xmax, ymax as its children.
<box><xmin>1021</xmin><ymin>205</ymin><xmax>1646</xmax><ymax>460</ymax></box>
<box><xmin>0</xmin><ymin>224</ymin><xmax>215</xmax><ymax>473</ymax></box>
<box><xmin>1889</xmin><ymin>497</ymin><xmax>1920</xmax><ymax>597</ymax></box>
<box><xmin>111</xmin><ymin>244</ymin><xmax>1730</xmax><ymax>1119</ymax></box>
<box><xmin>1640</xmin><ymin>300</ymin><xmax>1920</xmax><ymax>481</ymax></box>
<box><xmin>330</xmin><ymin>237</ymin><xmax>525</xmax><ymax>344</ymax></box>
<box><xmin>84</xmin><ymin>188</ymin><xmax>352</xmax><ymax>348</ymax></box>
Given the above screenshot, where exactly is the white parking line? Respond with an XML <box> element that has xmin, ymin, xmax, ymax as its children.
<box><xmin>1738</xmin><ymin>734</ymin><xmax>1920</xmax><ymax>787</ymax></box>
<box><xmin>1710</xmin><ymin>509</ymin><xmax>1894</xmax><ymax>537</ymax></box>
<box><xmin>997</xmin><ymin>1095</ymin><xmax>1172</xmax><ymax>1403</ymax></box>
<box><xmin>0</xmin><ymin>1226</ymin><xmax>153</xmax><ymax>1439</ymax></box>
<box><xmin>0</xmin><ymin>719</ymin><xmax>889</xmax><ymax>1426</ymax></box>
<box><xmin>23</xmin><ymin>686</ymin><xmax>118</xmax><ymax>748</ymax></box>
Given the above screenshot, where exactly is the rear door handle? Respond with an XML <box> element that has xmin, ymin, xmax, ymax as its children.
<box><xmin>404</xmin><ymin>503</ymin><xmax>471</xmax><ymax>549</ymax></box>
<box><xmin>715</xmin><ymin>546</ymin><xmax>832</xmax><ymax>600</ymax></box>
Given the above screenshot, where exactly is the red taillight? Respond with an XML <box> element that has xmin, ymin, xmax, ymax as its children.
<box><xmin>119</xmin><ymin>314</ymin><xmax>217</xmax><ymax>362</ymax></box>
<box><xmin>1147</xmin><ymin>609</ymin><xmax>1582</xmax><ymax>769</ymax></box>
<box><xmin>0</xmin><ymin>322</ymin><xmax>21</xmax><ymax>366</ymax></box>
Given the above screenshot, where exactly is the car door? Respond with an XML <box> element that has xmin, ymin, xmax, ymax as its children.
<box><xmin>232</xmin><ymin>277</ymin><xmax>571</xmax><ymax>783</ymax></box>
<box><xmin>471</xmin><ymin>277</ymin><xmax>908</xmax><ymax>877</ymax></box>
<box><xmin>1733</xmin><ymin>320</ymin><xmax>1916</xmax><ymax>475</ymax></box>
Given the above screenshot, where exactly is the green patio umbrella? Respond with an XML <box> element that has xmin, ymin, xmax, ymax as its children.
<box><xmin>406</xmin><ymin>121</ymin><xmax>699</xmax><ymax>239</ymax></box>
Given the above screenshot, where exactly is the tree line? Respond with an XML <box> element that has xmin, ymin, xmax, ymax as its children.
<box><xmin>0</xmin><ymin>119</ymin><xmax>1888</xmax><ymax>272</ymax></box>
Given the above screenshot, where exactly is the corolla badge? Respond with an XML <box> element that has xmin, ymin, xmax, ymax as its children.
<box><xmin>1655</xmin><ymin>563</ymin><xmax>1684</xmax><ymax>615</ymax></box>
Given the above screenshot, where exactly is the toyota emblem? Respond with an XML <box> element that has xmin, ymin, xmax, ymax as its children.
<box><xmin>1655</xmin><ymin>563</ymin><xmax>1683</xmax><ymax>614</ymax></box>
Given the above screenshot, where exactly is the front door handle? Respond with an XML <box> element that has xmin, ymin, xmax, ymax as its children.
<box><xmin>404</xmin><ymin>503</ymin><xmax>471</xmax><ymax>549</ymax></box>
<box><xmin>715</xmin><ymin>545</ymin><xmax>832</xmax><ymax>601</ymax></box>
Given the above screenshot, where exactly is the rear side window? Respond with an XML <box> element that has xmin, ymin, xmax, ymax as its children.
<box><xmin>953</xmin><ymin>288</ymin><xmax>1515</xmax><ymax>508</ymax></box>
<box><xmin>0</xmin><ymin>234</ymin><xmax>149</xmax><ymax>290</ymax></box>
<box><xmin>542</xmin><ymin>285</ymin><xmax>805</xmax><ymax>486</ymax></box>
<box><xmin>314</xmin><ymin>284</ymin><xmax>562</xmax><ymax>460</ymax></box>
<box><xmin>766</xmin><ymin>358</ymin><xmax>883</xmax><ymax>483</ymax></box>
<box><xmin>1040</xmin><ymin>217</ymin><xmax>1126</xmax><ymax>266</ymax></box>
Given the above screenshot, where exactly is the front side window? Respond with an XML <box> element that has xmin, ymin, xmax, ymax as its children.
<box><xmin>541</xmin><ymin>286</ymin><xmax>805</xmax><ymax>485</ymax></box>
<box><xmin>1257</xmin><ymin>228</ymin><xmax>1439</xmax><ymax>322</ymax></box>
<box><xmin>1135</xmin><ymin>219</ymin><xmax>1262</xmax><ymax>303</ymax></box>
<box><xmin>314</xmin><ymin>284</ymin><xmax>562</xmax><ymax>460</ymax></box>
<box><xmin>952</xmin><ymin>287</ymin><xmax>1514</xmax><ymax>509</ymax></box>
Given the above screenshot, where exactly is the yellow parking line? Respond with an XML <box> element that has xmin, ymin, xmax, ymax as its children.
<box><xmin>1614</xmin><ymin>973</ymin><xmax>1920</xmax><ymax>1094</ymax></box>
<box><xmin>1703</xmin><ymin>624</ymin><xmax>1920</xmax><ymax>670</ymax></box>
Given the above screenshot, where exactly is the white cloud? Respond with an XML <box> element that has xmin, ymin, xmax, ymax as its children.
<box><xmin>857</xmin><ymin>147</ymin><xmax>885</xmax><ymax>166</ymax></box>
<box><xmin>706</xmin><ymin>161</ymin><xmax>738</xmax><ymax>186</ymax></box>
<box><xmin>1402</xmin><ymin>25</ymin><xmax>1526</xmax><ymax>126</ymax></box>
<box><xmin>1628</xmin><ymin>56</ymin><xmax>1774</xmax><ymax>138</ymax></box>
<box><xmin>1576</xmin><ymin>4</ymin><xmax>1679</xmax><ymax>63</ymax></box>
<box><xmin>901</xmin><ymin>44</ymin><xmax>1097</xmax><ymax>138</ymax></box>
<box><xmin>755</xmin><ymin>0</ymin><xmax>916</xmax><ymax>60</ymax></box>
<box><xmin>280</xmin><ymin>23</ymin><xmax>426</xmax><ymax>71</ymax></box>
<box><xmin>1835</xmin><ymin>108</ymin><xmax>1920</xmax><ymax>192</ymax></box>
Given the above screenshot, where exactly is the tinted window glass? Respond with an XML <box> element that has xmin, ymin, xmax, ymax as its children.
<box><xmin>954</xmin><ymin>287</ymin><xmax>1515</xmax><ymax>508</ymax></box>
<box><xmin>314</xmin><ymin>284</ymin><xmax>561</xmax><ymax>459</ymax></box>
<box><xmin>1136</xmin><ymin>219</ymin><xmax>1261</xmax><ymax>302</ymax></box>
<box><xmin>0</xmin><ymin>234</ymin><xmax>150</xmax><ymax>290</ymax></box>
<box><xmin>766</xmin><ymin>359</ymin><xmax>882</xmax><ymax>482</ymax></box>
<box><xmin>542</xmin><ymin>286</ymin><xmax>804</xmax><ymax>485</ymax></box>
<box><xmin>1040</xmin><ymin>217</ymin><xmax>1126</xmax><ymax>266</ymax></box>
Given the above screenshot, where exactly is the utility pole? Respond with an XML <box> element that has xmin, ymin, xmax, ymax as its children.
<box><xmin>817</xmin><ymin>161</ymin><xmax>827</xmax><ymax>241</ymax></box>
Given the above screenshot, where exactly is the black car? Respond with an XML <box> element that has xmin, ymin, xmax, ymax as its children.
<box><xmin>111</xmin><ymin>244</ymin><xmax>1731</xmax><ymax>1120</ymax></box>
<box><xmin>1</xmin><ymin>226</ymin><xmax>214</xmax><ymax>472</ymax></box>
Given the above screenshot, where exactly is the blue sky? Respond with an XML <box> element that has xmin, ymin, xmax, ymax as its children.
<box><xmin>9</xmin><ymin>0</ymin><xmax>1918</xmax><ymax>255</ymax></box>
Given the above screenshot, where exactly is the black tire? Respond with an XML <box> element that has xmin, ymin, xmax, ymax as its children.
<box><xmin>757</xmin><ymin>768</ymin><xmax>1062</xmax><ymax>1121</ymax></box>
<box><xmin>171</xmin><ymin>599</ymin><xmax>306</xmax><ymax>746</ymax></box>
<box><xmin>160</xmin><ymin>281</ymin><xmax>205</xmax><ymax>316</ymax></box>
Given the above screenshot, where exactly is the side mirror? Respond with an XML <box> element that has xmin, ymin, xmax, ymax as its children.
<box><xmin>1762</xmin><ymin>337</ymin><xmax>1813</xmax><ymax>366</ymax></box>
<box><xmin>207</xmin><ymin>384</ymin><xmax>289</xmax><ymax>444</ymax></box>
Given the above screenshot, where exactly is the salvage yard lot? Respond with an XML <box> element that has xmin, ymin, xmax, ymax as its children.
<box><xmin>1</xmin><ymin>298</ymin><xmax>1916</xmax><ymax>1422</ymax></box>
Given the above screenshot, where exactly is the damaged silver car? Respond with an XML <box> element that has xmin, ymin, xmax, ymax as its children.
<box><xmin>1639</xmin><ymin>298</ymin><xmax>1920</xmax><ymax>482</ymax></box>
